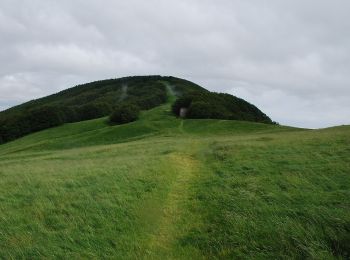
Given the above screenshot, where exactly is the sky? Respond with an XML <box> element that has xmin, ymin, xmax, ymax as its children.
<box><xmin>0</xmin><ymin>0</ymin><xmax>349</xmax><ymax>128</ymax></box>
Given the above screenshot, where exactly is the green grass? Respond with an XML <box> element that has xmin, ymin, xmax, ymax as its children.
<box><xmin>0</xmin><ymin>98</ymin><xmax>349</xmax><ymax>258</ymax></box>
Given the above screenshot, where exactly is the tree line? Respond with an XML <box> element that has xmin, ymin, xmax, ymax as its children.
<box><xmin>172</xmin><ymin>91</ymin><xmax>273</xmax><ymax>124</ymax></box>
<box><xmin>0</xmin><ymin>76</ymin><xmax>170</xmax><ymax>144</ymax></box>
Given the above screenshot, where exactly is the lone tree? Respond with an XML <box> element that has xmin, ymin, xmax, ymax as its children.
<box><xmin>109</xmin><ymin>103</ymin><xmax>140</xmax><ymax>124</ymax></box>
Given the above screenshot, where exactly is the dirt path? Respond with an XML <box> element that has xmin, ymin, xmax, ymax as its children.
<box><xmin>146</xmin><ymin>141</ymin><xmax>203</xmax><ymax>259</ymax></box>
<box><xmin>178</xmin><ymin>120</ymin><xmax>185</xmax><ymax>134</ymax></box>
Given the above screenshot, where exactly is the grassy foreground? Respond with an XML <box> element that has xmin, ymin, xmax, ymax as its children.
<box><xmin>0</xmin><ymin>100</ymin><xmax>349</xmax><ymax>258</ymax></box>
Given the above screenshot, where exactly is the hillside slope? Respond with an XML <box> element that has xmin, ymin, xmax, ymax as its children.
<box><xmin>0</xmin><ymin>93</ymin><xmax>349</xmax><ymax>259</ymax></box>
<box><xmin>0</xmin><ymin>75</ymin><xmax>271</xmax><ymax>143</ymax></box>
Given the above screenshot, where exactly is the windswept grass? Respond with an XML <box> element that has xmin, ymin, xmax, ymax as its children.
<box><xmin>0</xmin><ymin>99</ymin><xmax>349</xmax><ymax>258</ymax></box>
<box><xmin>181</xmin><ymin>127</ymin><xmax>350</xmax><ymax>259</ymax></box>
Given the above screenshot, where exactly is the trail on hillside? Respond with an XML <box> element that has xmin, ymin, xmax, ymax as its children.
<box><xmin>163</xmin><ymin>82</ymin><xmax>176</xmax><ymax>97</ymax></box>
<box><xmin>162</xmin><ymin>81</ymin><xmax>186</xmax><ymax>135</ymax></box>
<box><xmin>118</xmin><ymin>84</ymin><xmax>128</xmax><ymax>102</ymax></box>
<box><xmin>146</xmin><ymin>141</ymin><xmax>203</xmax><ymax>258</ymax></box>
<box><xmin>178</xmin><ymin>120</ymin><xmax>185</xmax><ymax>134</ymax></box>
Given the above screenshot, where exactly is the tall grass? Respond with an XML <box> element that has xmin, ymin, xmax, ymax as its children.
<box><xmin>0</xmin><ymin>102</ymin><xmax>349</xmax><ymax>259</ymax></box>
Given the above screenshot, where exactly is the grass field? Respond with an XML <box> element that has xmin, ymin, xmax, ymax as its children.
<box><xmin>0</xmin><ymin>96</ymin><xmax>349</xmax><ymax>258</ymax></box>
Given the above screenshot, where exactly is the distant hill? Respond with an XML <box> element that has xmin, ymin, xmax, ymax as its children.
<box><xmin>0</xmin><ymin>75</ymin><xmax>271</xmax><ymax>144</ymax></box>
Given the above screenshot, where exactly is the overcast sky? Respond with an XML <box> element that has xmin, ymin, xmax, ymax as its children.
<box><xmin>1</xmin><ymin>0</ymin><xmax>349</xmax><ymax>128</ymax></box>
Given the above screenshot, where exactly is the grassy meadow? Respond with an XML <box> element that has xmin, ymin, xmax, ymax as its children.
<box><xmin>0</xmin><ymin>99</ymin><xmax>349</xmax><ymax>258</ymax></box>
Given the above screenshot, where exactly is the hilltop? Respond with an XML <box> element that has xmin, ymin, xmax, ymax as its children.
<box><xmin>0</xmin><ymin>75</ymin><xmax>271</xmax><ymax>143</ymax></box>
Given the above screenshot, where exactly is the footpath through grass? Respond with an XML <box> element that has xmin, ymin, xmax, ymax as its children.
<box><xmin>0</xmin><ymin>93</ymin><xmax>349</xmax><ymax>258</ymax></box>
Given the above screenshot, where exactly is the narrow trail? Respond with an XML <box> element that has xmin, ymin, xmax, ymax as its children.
<box><xmin>118</xmin><ymin>84</ymin><xmax>128</xmax><ymax>102</ymax></box>
<box><xmin>142</xmin><ymin>82</ymin><xmax>202</xmax><ymax>257</ymax></box>
<box><xmin>164</xmin><ymin>82</ymin><xmax>176</xmax><ymax>97</ymax></box>
<box><xmin>163</xmin><ymin>81</ymin><xmax>186</xmax><ymax>136</ymax></box>
<box><xmin>146</xmin><ymin>141</ymin><xmax>203</xmax><ymax>258</ymax></box>
<box><xmin>178</xmin><ymin>120</ymin><xmax>185</xmax><ymax>134</ymax></box>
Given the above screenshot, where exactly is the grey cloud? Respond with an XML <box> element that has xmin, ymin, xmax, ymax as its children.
<box><xmin>0</xmin><ymin>0</ymin><xmax>349</xmax><ymax>128</ymax></box>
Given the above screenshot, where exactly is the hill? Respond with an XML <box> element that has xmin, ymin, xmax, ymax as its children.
<box><xmin>0</xmin><ymin>90</ymin><xmax>349</xmax><ymax>258</ymax></box>
<box><xmin>0</xmin><ymin>75</ymin><xmax>271</xmax><ymax>143</ymax></box>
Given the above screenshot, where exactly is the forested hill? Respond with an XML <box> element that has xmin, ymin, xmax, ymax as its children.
<box><xmin>0</xmin><ymin>75</ymin><xmax>272</xmax><ymax>144</ymax></box>
<box><xmin>1</xmin><ymin>76</ymin><xmax>204</xmax><ymax>117</ymax></box>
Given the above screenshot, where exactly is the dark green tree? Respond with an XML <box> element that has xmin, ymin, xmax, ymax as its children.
<box><xmin>109</xmin><ymin>103</ymin><xmax>140</xmax><ymax>124</ymax></box>
<box><xmin>27</xmin><ymin>106</ymin><xmax>64</xmax><ymax>131</ymax></box>
<box><xmin>188</xmin><ymin>101</ymin><xmax>213</xmax><ymax>118</ymax></box>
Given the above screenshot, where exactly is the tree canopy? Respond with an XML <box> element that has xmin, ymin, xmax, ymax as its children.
<box><xmin>172</xmin><ymin>91</ymin><xmax>272</xmax><ymax>123</ymax></box>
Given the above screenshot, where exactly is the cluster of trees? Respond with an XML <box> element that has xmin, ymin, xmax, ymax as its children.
<box><xmin>163</xmin><ymin>76</ymin><xmax>207</xmax><ymax>95</ymax></box>
<box><xmin>172</xmin><ymin>91</ymin><xmax>273</xmax><ymax>124</ymax></box>
<box><xmin>109</xmin><ymin>103</ymin><xmax>140</xmax><ymax>124</ymax></box>
<box><xmin>0</xmin><ymin>76</ymin><xmax>172</xmax><ymax>144</ymax></box>
<box><xmin>0</xmin><ymin>106</ymin><xmax>64</xmax><ymax>143</ymax></box>
<box><xmin>127</xmin><ymin>82</ymin><xmax>167</xmax><ymax>110</ymax></box>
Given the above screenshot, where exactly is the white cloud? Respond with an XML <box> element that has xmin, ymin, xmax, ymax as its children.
<box><xmin>0</xmin><ymin>0</ymin><xmax>349</xmax><ymax>128</ymax></box>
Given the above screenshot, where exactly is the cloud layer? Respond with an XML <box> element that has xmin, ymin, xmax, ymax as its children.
<box><xmin>1</xmin><ymin>0</ymin><xmax>349</xmax><ymax>128</ymax></box>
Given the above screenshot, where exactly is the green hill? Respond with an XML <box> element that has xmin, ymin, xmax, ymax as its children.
<box><xmin>0</xmin><ymin>89</ymin><xmax>349</xmax><ymax>258</ymax></box>
<box><xmin>0</xmin><ymin>75</ymin><xmax>271</xmax><ymax>144</ymax></box>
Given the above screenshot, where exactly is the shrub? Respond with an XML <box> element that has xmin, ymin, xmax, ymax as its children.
<box><xmin>76</xmin><ymin>102</ymin><xmax>112</xmax><ymax>121</ymax></box>
<box><xmin>109</xmin><ymin>103</ymin><xmax>140</xmax><ymax>124</ymax></box>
